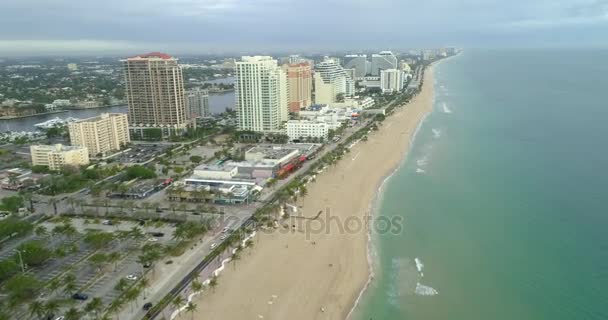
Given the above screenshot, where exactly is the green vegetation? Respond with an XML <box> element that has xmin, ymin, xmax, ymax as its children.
<box><xmin>4</xmin><ymin>274</ymin><xmax>41</xmax><ymax>303</ymax></box>
<box><xmin>16</xmin><ymin>240</ymin><xmax>52</xmax><ymax>267</ymax></box>
<box><xmin>123</xmin><ymin>165</ymin><xmax>157</xmax><ymax>180</ymax></box>
<box><xmin>84</xmin><ymin>230</ymin><xmax>114</xmax><ymax>249</ymax></box>
<box><xmin>0</xmin><ymin>217</ymin><xmax>33</xmax><ymax>239</ymax></box>
<box><xmin>0</xmin><ymin>195</ymin><xmax>24</xmax><ymax>213</ymax></box>
<box><xmin>39</xmin><ymin>165</ymin><xmax>120</xmax><ymax>195</ymax></box>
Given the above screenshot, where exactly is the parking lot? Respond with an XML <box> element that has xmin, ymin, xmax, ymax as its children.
<box><xmin>112</xmin><ymin>144</ymin><xmax>173</xmax><ymax>165</ymax></box>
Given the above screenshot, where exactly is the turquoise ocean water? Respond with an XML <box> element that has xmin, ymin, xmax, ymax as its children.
<box><xmin>355</xmin><ymin>49</ymin><xmax>608</xmax><ymax>320</ymax></box>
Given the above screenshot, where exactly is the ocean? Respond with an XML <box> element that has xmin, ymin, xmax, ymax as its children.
<box><xmin>355</xmin><ymin>49</ymin><xmax>608</xmax><ymax>320</ymax></box>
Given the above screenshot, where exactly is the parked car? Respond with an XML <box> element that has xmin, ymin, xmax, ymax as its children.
<box><xmin>126</xmin><ymin>274</ymin><xmax>138</xmax><ymax>281</ymax></box>
<box><xmin>101</xmin><ymin>220</ymin><xmax>113</xmax><ymax>225</ymax></box>
<box><xmin>72</xmin><ymin>293</ymin><xmax>88</xmax><ymax>300</ymax></box>
<box><xmin>143</xmin><ymin>302</ymin><xmax>153</xmax><ymax>311</ymax></box>
<box><xmin>150</xmin><ymin>232</ymin><xmax>165</xmax><ymax>237</ymax></box>
<box><xmin>210</xmin><ymin>243</ymin><xmax>217</xmax><ymax>250</ymax></box>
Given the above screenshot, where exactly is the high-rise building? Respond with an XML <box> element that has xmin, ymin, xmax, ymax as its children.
<box><xmin>122</xmin><ymin>52</ymin><xmax>189</xmax><ymax>137</ymax></box>
<box><xmin>371</xmin><ymin>51</ymin><xmax>398</xmax><ymax>76</ymax></box>
<box><xmin>314</xmin><ymin>58</ymin><xmax>355</xmax><ymax>105</ymax></box>
<box><xmin>30</xmin><ymin>144</ymin><xmax>90</xmax><ymax>171</ymax></box>
<box><xmin>343</xmin><ymin>54</ymin><xmax>368</xmax><ymax>78</ymax></box>
<box><xmin>282</xmin><ymin>63</ymin><xmax>312</xmax><ymax>113</ymax></box>
<box><xmin>185</xmin><ymin>88</ymin><xmax>210</xmax><ymax>118</ymax></box>
<box><xmin>235</xmin><ymin>56</ymin><xmax>288</xmax><ymax>133</ymax></box>
<box><xmin>68</xmin><ymin>113</ymin><xmax>130</xmax><ymax>157</ymax></box>
<box><xmin>380</xmin><ymin>69</ymin><xmax>405</xmax><ymax>94</ymax></box>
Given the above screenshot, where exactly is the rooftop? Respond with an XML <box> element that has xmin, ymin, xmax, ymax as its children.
<box><xmin>130</xmin><ymin>52</ymin><xmax>173</xmax><ymax>60</ymax></box>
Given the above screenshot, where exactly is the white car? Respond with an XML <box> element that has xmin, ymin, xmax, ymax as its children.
<box><xmin>222</xmin><ymin>227</ymin><xmax>229</xmax><ymax>233</ymax></box>
<box><xmin>220</xmin><ymin>234</ymin><xmax>227</xmax><ymax>241</ymax></box>
<box><xmin>147</xmin><ymin>238</ymin><xmax>159</xmax><ymax>242</ymax></box>
<box><xmin>210</xmin><ymin>243</ymin><xmax>217</xmax><ymax>250</ymax></box>
<box><xmin>54</xmin><ymin>317</ymin><xmax>65</xmax><ymax>320</ymax></box>
<box><xmin>126</xmin><ymin>274</ymin><xmax>138</xmax><ymax>281</ymax></box>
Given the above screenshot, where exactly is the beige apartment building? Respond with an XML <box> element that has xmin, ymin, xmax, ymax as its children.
<box><xmin>122</xmin><ymin>52</ymin><xmax>189</xmax><ymax>138</ymax></box>
<box><xmin>68</xmin><ymin>113</ymin><xmax>130</xmax><ymax>157</ymax></box>
<box><xmin>30</xmin><ymin>144</ymin><xmax>89</xmax><ymax>171</ymax></box>
<box><xmin>282</xmin><ymin>62</ymin><xmax>312</xmax><ymax>113</ymax></box>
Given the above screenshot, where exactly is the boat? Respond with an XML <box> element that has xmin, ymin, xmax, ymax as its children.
<box><xmin>34</xmin><ymin>117</ymin><xmax>80</xmax><ymax>129</ymax></box>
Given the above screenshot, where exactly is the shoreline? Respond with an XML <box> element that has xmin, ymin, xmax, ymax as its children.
<box><xmin>348</xmin><ymin>59</ymin><xmax>450</xmax><ymax>319</ymax></box>
<box><xmin>180</xmin><ymin>63</ymin><xmax>436</xmax><ymax>320</ymax></box>
<box><xmin>0</xmin><ymin>109</ymin><xmax>68</xmax><ymax>120</ymax></box>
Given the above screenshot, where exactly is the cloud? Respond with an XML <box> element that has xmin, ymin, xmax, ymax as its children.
<box><xmin>1</xmin><ymin>0</ymin><xmax>608</xmax><ymax>54</ymax></box>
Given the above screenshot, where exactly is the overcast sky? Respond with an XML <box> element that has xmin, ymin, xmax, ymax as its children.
<box><xmin>1</xmin><ymin>0</ymin><xmax>608</xmax><ymax>55</ymax></box>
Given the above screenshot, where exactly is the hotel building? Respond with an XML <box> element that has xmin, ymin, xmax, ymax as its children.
<box><xmin>185</xmin><ymin>88</ymin><xmax>210</xmax><ymax>118</ymax></box>
<box><xmin>30</xmin><ymin>144</ymin><xmax>90</xmax><ymax>171</ymax></box>
<box><xmin>68</xmin><ymin>113</ymin><xmax>130</xmax><ymax>157</ymax></box>
<box><xmin>122</xmin><ymin>52</ymin><xmax>189</xmax><ymax>137</ymax></box>
<box><xmin>235</xmin><ymin>56</ymin><xmax>288</xmax><ymax>133</ymax></box>
<box><xmin>282</xmin><ymin>62</ymin><xmax>312</xmax><ymax>113</ymax></box>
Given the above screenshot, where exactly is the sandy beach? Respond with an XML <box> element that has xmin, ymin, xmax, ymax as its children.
<box><xmin>180</xmin><ymin>66</ymin><xmax>435</xmax><ymax>320</ymax></box>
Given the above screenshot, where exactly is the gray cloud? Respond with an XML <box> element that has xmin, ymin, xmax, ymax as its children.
<box><xmin>1</xmin><ymin>0</ymin><xmax>607</xmax><ymax>55</ymax></box>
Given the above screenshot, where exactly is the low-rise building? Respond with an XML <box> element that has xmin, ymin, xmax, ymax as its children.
<box><xmin>30</xmin><ymin>144</ymin><xmax>89</xmax><ymax>170</ymax></box>
<box><xmin>244</xmin><ymin>145</ymin><xmax>300</xmax><ymax>167</ymax></box>
<box><xmin>193</xmin><ymin>164</ymin><xmax>238</xmax><ymax>180</ymax></box>
<box><xmin>286</xmin><ymin>120</ymin><xmax>329</xmax><ymax>141</ymax></box>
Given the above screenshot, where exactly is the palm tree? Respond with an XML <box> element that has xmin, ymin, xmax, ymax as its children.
<box><xmin>139</xmin><ymin>277</ymin><xmax>150</xmax><ymax>299</ymax></box>
<box><xmin>185</xmin><ymin>302</ymin><xmax>197</xmax><ymax>320</ymax></box>
<box><xmin>34</xmin><ymin>225</ymin><xmax>48</xmax><ymax>237</ymax></box>
<box><xmin>43</xmin><ymin>300</ymin><xmax>60</xmax><ymax>319</ymax></box>
<box><xmin>108</xmin><ymin>251</ymin><xmax>121</xmax><ymax>271</ymax></box>
<box><xmin>108</xmin><ymin>299</ymin><xmax>124</xmax><ymax>320</ymax></box>
<box><xmin>48</xmin><ymin>278</ymin><xmax>61</xmax><ymax>295</ymax></box>
<box><xmin>29</xmin><ymin>300</ymin><xmax>45</xmax><ymax>319</ymax></box>
<box><xmin>125</xmin><ymin>287</ymin><xmax>140</xmax><ymax>312</ymax></box>
<box><xmin>64</xmin><ymin>307</ymin><xmax>82</xmax><ymax>320</ymax></box>
<box><xmin>191</xmin><ymin>280</ymin><xmax>203</xmax><ymax>295</ymax></box>
<box><xmin>172</xmin><ymin>295</ymin><xmax>185</xmax><ymax>311</ymax></box>
<box><xmin>85</xmin><ymin>297</ymin><xmax>104</xmax><ymax>319</ymax></box>
<box><xmin>209</xmin><ymin>275</ymin><xmax>218</xmax><ymax>293</ymax></box>
<box><xmin>48</xmin><ymin>197</ymin><xmax>59</xmax><ymax>215</ymax></box>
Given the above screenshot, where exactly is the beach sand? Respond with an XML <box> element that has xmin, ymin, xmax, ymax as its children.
<box><xmin>181</xmin><ymin>66</ymin><xmax>435</xmax><ymax>320</ymax></box>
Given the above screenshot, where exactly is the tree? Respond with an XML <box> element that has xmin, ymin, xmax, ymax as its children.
<box><xmin>64</xmin><ymin>307</ymin><xmax>82</xmax><ymax>320</ymax></box>
<box><xmin>85</xmin><ymin>297</ymin><xmax>104</xmax><ymax>319</ymax></box>
<box><xmin>34</xmin><ymin>225</ymin><xmax>48</xmax><ymax>237</ymax></box>
<box><xmin>16</xmin><ymin>240</ymin><xmax>52</xmax><ymax>267</ymax></box>
<box><xmin>29</xmin><ymin>300</ymin><xmax>45</xmax><ymax>319</ymax></box>
<box><xmin>0</xmin><ymin>195</ymin><xmax>24</xmax><ymax>213</ymax></box>
<box><xmin>0</xmin><ymin>259</ymin><xmax>19</xmax><ymax>282</ymax></box>
<box><xmin>172</xmin><ymin>295</ymin><xmax>185</xmax><ymax>311</ymax></box>
<box><xmin>114</xmin><ymin>278</ymin><xmax>129</xmax><ymax>292</ymax></box>
<box><xmin>209</xmin><ymin>275</ymin><xmax>218</xmax><ymax>293</ymax></box>
<box><xmin>84</xmin><ymin>231</ymin><xmax>114</xmax><ymax>249</ymax></box>
<box><xmin>89</xmin><ymin>252</ymin><xmax>109</xmax><ymax>274</ymax></box>
<box><xmin>191</xmin><ymin>280</ymin><xmax>203</xmax><ymax>294</ymax></box>
<box><xmin>63</xmin><ymin>273</ymin><xmax>77</xmax><ymax>296</ymax></box>
<box><xmin>139</xmin><ymin>277</ymin><xmax>150</xmax><ymax>299</ymax></box>
<box><xmin>0</xmin><ymin>217</ymin><xmax>33</xmax><ymax>239</ymax></box>
<box><xmin>5</xmin><ymin>274</ymin><xmax>41</xmax><ymax>302</ymax></box>
<box><xmin>124</xmin><ymin>165</ymin><xmax>157</xmax><ymax>180</ymax></box>
<box><xmin>108</xmin><ymin>251</ymin><xmax>121</xmax><ymax>271</ymax></box>
<box><xmin>43</xmin><ymin>300</ymin><xmax>60</xmax><ymax>319</ymax></box>
<box><xmin>185</xmin><ymin>302</ymin><xmax>197</xmax><ymax>320</ymax></box>
<box><xmin>189</xmin><ymin>155</ymin><xmax>203</xmax><ymax>164</ymax></box>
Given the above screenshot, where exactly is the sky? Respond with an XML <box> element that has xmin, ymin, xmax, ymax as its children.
<box><xmin>1</xmin><ymin>0</ymin><xmax>608</xmax><ymax>55</ymax></box>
